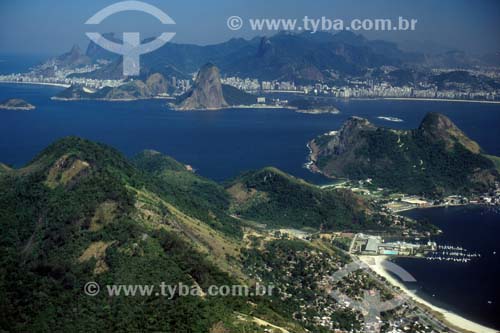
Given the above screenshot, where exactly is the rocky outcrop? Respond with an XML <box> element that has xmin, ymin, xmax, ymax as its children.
<box><xmin>103</xmin><ymin>80</ymin><xmax>151</xmax><ymax>100</ymax></box>
<box><xmin>53</xmin><ymin>73</ymin><xmax>168</xmax><ymax>101</ymax></box>
<box><xmin>146</xmin><ymin>73</ymin><xmax>169</xmax><ymax>96</ymax></box>
<box><xmin>56</xmin><ymin>45</ymin><xmax>91</xmax><ymax>68</ymax></box>
<box><xmin>177</xmin><ymin>63</ymin><xmax>228</xmax><ymax>110</ymax></box>
<box><xmin>418</xmin><ymin>112</ymin><xmax>481</xmax><ymax>153</ymax></box>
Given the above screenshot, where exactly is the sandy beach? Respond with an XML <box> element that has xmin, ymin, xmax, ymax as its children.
<box><xmin>359</xmin><ymin>255</ymin><xmax>499</xmax><ymax>333</ymax></box>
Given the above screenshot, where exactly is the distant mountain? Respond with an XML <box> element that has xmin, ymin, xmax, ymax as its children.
<box><xmin>308</xmin><ymin>113</ymin><xmax>499</xmax><ymax>196</ymax></box>
<box><xmin>76</xmin><ymin>31</ymin><xmax>426</xmax><ymax>82</ymax></box>
<box><xmin>221</xmin><ymin>32</ymin><xmax>407</xmax><ymax>82</ymax></box>
<box><xmin>54</xmin><ymin>45</ymin><xmax>91</xmax><ymax>68</ymax></box>
<box><xmin>431</xmin><ymin>70</ymin><xmax>498</xmax><ymax>91</ymax></box>
<box><xmin>60</xmin><ymin>31</ymin><xmax>491</xmax><ymax>82</ymax></box>
<box><xmin>176</xmin><ymin>63</ymin><xmax>257</xmax><ymax>110</ymax></box>
<box><xmin>60</xmin><ymin>45</ymin><xmax>91</xmax><ymax>67</ymax></box>
<box><xmin>85</xmin><ymin>33</ymin><xmax>121</xmax><ymax>61</ymax></box>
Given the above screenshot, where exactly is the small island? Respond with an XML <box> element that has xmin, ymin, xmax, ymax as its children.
<box><xmin>289</xmin><ymin>98</ymin><xmax>340</xmax><ymax>114</ymax></box>
<box><xmin>0</xmin><ymin>98</ymin><xmax>35</xmax><ymax>111</ymax></box>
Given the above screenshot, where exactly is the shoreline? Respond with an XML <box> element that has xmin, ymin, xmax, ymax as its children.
<box><xmin>380</xmin><ymin>97</ymin><xmax>500</xmax><ymax>104</ymax></box>
<box><xmin>4</xmin><ymin>81</ymin><xmax>499</xmax><ymax>105</ymax></box>
<box><xmin>359</xmin><ymin>255</ymin><xmax>499</xmax><ymax>333</ymax></box>
<box><xmin>264</xmin><ymin>92</ymin><xmax>500</xmax><ymax>105</ymax></box>
<box><xmin>0</xmin><ymin>81</ymin><xmax>70</xmax><ymax>88</ymax></box>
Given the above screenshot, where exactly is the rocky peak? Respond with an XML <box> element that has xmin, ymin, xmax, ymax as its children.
<box><xmin>418</xmin><ymin>112</ymin><xmax>481</xmax><ymax>153</ymax></box>
<box><xmin>324</xmin><ymin>117</ymin><xmax>375</xmax><ymax>155</ymax></box>
<box><xmin>257</xmin><ymin>37</ymin><xmax>273</xmax><ymax>57</ymax></box>
<box><xmin>69</xmin><ymin>45</ymin><xmax>83</xmax><ymax>56</ymax></box>
<box><xmin>341</xmin><ymin>116</ymin><xmax>374</xmax><ymax>132</ymax></box>
<box><xmin>146</xmin><ymin>73</ymin><xmax>169</xmax><ymax>96</ymax></box>
<box><xmin>178</xmin><ymin>63</ymin><xmax>228</xmax><ymax>110</ymax></box>
<box><xmin>56</xmin><ymin>44</ymin><xmax>91</xmax><ymax>67</ymax></box>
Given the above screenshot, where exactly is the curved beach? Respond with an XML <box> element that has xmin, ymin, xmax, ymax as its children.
<box><xmin>359</xmin><ymin>255</ymin><xmax>499</xmax><ymax>333</ymax></box>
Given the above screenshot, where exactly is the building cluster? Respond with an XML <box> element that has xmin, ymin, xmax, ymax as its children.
<box><xmin>170</xmin><ymin>76</ymin><xmax>192</xmax><ymax>95</ymax></box>
<box><xmin>222</xmin><ymin>73</ymin><xmax>500</xmax><ymax>101</ymax></box>
<box><xmin>221</xmin><ymin>77</ymin><xmax>260</xmax><ymax>91</ymax></box>
<box><xmin>319</xmin><ymin>83</ymin><xmax>498</xmax><ymax>101</ymax></box>
<box><xmin>3</xmin><ymin>61</ymin><xmax>499</xmax><ymax>102</ymax></box>
<box><xmin>0</xmin><ymin>73</ymin><xmax>123</xmax><ymax>89</ymax></box>
<box><xmin>244</xmin><ymin>230</ymin><xmax>441</xmax><ymax>333</ymax></box>
<box><xmin>352</xmin><ymin>234</ymin><xmax>437</xmax><ymax>256</ymax></box>
<box><xmin>222</xmin><ymin>76</ymin><xmax>299</xmax><ymax>92</ymax></box>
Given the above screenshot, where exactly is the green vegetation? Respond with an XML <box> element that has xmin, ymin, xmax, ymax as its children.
<box><xmin>346</xmin><ymin>128</ymin><xmax>495</xmax><ymax>196</ymax></box>
<box><xmin>226</xmin><ymin>167</ymin><xmax>388</xmax><ymax>231</ymax></box>
<box><xmin>0</xmin><ymin>163</ymin><xmax>11</xmax><ymax>174</ymax></box>
<box><xmin>0</xmin><ymin>137</ymin><xmax>403</xmax><ymax>332</ymax></box>
<box><xmin>132</xmin><ymin>150</ymin><xmax>241</xmax><ymax>237</ymax></box>
<box><xmin>486</xmin><ymin>154</ymin><xmax>500</xmax><ymax>173</ymax></box>
<box><xmin>0</xmin><ymin>137</ymin><xmax>292</xmax><ymax>332</ymax></box>
<box><xmin>313</xmin><ymin>113</ymin><xmax>499</xmax><ymax>197</ymax></box>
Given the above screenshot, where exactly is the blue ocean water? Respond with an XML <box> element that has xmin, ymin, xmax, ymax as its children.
<box><xmin>400</xmin><ymin>206</ymin><xmax>500</xmax><ymax>330</ymax></box>
<box><xmin>1</xmin><ymin>83</ymin><xmax>500</xmax><ymax>183</ymax></box>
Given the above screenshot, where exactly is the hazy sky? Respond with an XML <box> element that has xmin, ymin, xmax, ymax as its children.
<box><xmin>1</xmin><ymin>0</ymin><xmax>499</xmax><ymax>55</ymax></box>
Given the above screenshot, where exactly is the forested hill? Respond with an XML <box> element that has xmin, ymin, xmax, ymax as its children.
<box><xmin>309</xmin><ymin>112</ymin><xmax>500</xmax><ymax>196</ymax></box>
<box><xmin>0</xmin><ymin>136</ymin><xmax>390</xmax><ymax>332</ymax></box>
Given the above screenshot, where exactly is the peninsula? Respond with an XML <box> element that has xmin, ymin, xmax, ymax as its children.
<box><xmin>308</xmin><ymin>113</ymin><xmax>500</xmax><ymax>197</ymax></box>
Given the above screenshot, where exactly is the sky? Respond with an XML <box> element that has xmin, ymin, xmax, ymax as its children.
<box><xmin>0</xmin><ymin>0</ymin><xmax>499</xmax><ymax>56</ymax></box>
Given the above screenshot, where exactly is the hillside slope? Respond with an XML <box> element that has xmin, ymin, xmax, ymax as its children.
<box><xmin>226</xmin><ymin>167</ymin><xmax>388</xmax><ymax>231</ymax></box>
<box><xmin>0</xmin><ymin>137</ymin><xmax>303</xmax><ymax>332</ymax></box>
<box><xmin>309</xmin><ymin>113</ymin><xmax>499</xmax><ymax>196</ymax></box>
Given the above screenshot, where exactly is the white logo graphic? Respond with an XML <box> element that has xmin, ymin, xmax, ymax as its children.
<box><xmin>227</xmin><ymin>16</ymin><xmax>244</xmax><ymax>31</ymax></box>
<box><xmin>85</xmin><ymin>1</ymin><xmax>176</xmax><ymax>76</ymax></box>
<box><xmin>327</xmin><ymin>258</ymin><xmax>417</xmax><ymax>333</ymax></box>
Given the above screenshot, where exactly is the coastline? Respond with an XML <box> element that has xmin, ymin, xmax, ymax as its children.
<box><xmin>3</xmin><ymin>82</ymin><xmax>499</xmax><ymax>105</ymax></box>
<box><xmin>0</xmin><ymin>81</ymin><xmax>70</xmax><ymax>88</ymax></box>
<box><xmin>359</xmin><ymin>255</ymin><xmax>499</xmax><ymax>333</ymax></box>
<box><xmin>381</xmin><ymin>97</ymin><xmax>500</xmax><ymax>104</ymax></box>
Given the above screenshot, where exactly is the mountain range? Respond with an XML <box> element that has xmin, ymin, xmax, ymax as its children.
<box><xmin>61</xmin><ymin>31</ymin><xmax>489</xmax><ymax>83</ymax></box>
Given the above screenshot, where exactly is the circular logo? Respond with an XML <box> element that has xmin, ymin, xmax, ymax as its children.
<box><xmin>227</xmin><ymin>16</ymin><xmax>244</xmax><ymax>31</ymax></box>
<box><xmin>84</xmin><ymin>281</ymin><xmax>101</xmax><ymax>296</ymax></box>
